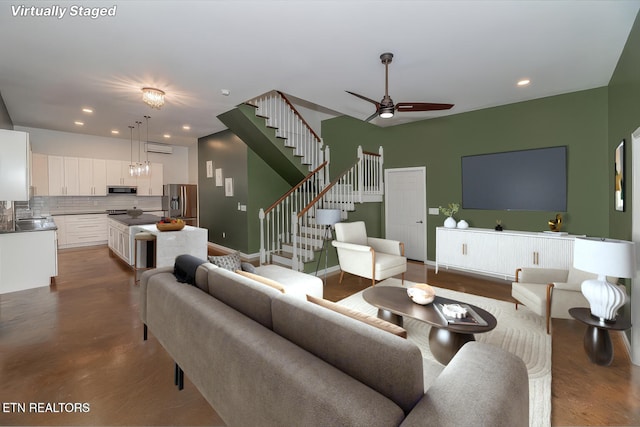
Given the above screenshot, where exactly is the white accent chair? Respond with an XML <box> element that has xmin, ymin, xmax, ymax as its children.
<box><xmin>511</xmin><ymin>267</ymin><xmax>618</xmax><ymax>334</ymax></box>
<box><xmin>331</xmin><ymin>221</ymin><xmax>407</xmax><ymax>287</ymax></box>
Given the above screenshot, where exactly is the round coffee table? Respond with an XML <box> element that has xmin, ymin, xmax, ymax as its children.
<box><xmin>363</xmin><ymin>286</ymin><xmax>497</xmax><ymax>365</ymax></box>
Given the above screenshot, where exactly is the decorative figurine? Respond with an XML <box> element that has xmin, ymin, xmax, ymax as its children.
<box><xmin>495</xmin><ymin>219</ymin><xmax>503</xmax><ymax>231</ymax></box>
<box><xmin>548</xmin><ymin>214</ymin><xmax>562</xmax><ymax>232</ymax></box>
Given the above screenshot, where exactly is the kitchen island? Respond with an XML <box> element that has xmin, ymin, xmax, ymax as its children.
<box><xmin>130</xmin><ymin>224</ymin><xmax>207</xmax><ymax>268</ymax></box>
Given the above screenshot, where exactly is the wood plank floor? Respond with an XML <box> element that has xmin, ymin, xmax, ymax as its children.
<box><xmin>0</xmin><ymin>245</ymin><xmax>639</xmax><ymax>426</ymax></box>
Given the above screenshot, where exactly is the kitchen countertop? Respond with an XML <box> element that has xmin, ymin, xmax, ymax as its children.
<box><xmin>108</xmin><ymin>214</ymin><xmax>162</xmax><ymax>226</ymax></box>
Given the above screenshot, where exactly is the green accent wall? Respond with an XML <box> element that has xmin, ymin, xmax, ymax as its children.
<box><xmin>608</xmin><ymin>11</ymin><xmax>640</xmax><ymax>241</ymax></box>
<box><xmin>198</xmin><ymin>129</ymin><xmax>290</xmax><ymax>254</ymax></box>
<box><xmin>323</xmin><ymin>88</ymin><xmax>610</xmax><ymax>261</ymax></box>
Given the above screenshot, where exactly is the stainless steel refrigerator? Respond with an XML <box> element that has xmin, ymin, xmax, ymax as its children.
<box><xmin>162</xmin><ymin>184</ymin><xmax>198</xmax><ymax>226</ymax></box>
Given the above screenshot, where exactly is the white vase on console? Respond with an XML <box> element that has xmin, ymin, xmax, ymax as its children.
<box><xmin>444</xmin><ymin>217</ymin><xmax>457</xmax><ymax>228</ymax></box>
<box><xmin>457</xmin><ymin>220</ymin><xmax>469</xmax><ymax>229</ymax></box>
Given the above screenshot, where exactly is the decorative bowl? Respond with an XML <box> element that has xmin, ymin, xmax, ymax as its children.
<box><xmin>156</xmin><ymin>220</ymin><xmax>185</xmax><ymax>232</ymax></box>
<box><xmin>407</xmin><ymin>283</ymin><xmax>436</xmax><ymax>305</ymax></box>
<box><xmin>127</xmin><ymin>207</ymin><xmax>143</xmax><ymax>218</ymax></box>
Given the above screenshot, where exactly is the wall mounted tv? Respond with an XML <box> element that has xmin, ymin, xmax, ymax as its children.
<box><xmin>461</xmin><ymin>146</ymin><xmax>567</xmax><ymax>211</ymax></box>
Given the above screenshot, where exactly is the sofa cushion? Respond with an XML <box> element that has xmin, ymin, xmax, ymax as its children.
<box><xmin>208</xmin><ymin>252</ymin><xmax>241</xmax><ymax>271</ymax></box>
<box><xmin>272</xmin><ymin>294</ymin><xmax>424</xmax><ymax>414</ymax></box>
<box><xmin>207</xmin><ymin>267</ymin><xmax>281</xmax><ymax>329</ymax></box>
<box><xmin>307</xmin><ymin>294</ymin><xmax>407</xmax><ymax>338</ymax></box>
<box><xmin>235</xmin><ymin>270</ymin><xmax>285</xmax><ymax>293</ymax></box>
<box><xmin>255</xmin><ymin>264</ymin><xmax>324</xmax><ymax>299</ymax></box>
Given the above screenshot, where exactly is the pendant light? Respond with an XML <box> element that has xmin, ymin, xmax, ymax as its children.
<box><xmin>143</xmin><ymin>115</ymin><xmax>151</xmax><ymax>175</ymax></box>
<box><xmin>128</xmin><ymin>125</ymin><xmax>136</xmax><ymax>177</ymax></box>
<box><xmin>136</xmin><ymin>120</ymin><xmax>144</xmax><ymax>176</ymax></box>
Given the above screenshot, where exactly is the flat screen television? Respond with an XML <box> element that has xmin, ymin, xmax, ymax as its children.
<box><xmin>461</xmin><ymin>146</ymin><xmax>567</xmax><ymax>211</ymax></box>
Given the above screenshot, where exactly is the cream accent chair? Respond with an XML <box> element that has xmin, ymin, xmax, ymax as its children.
<box><xmin>331</xmin><ymin>221</ymin><xmax>407</xmax><ymax>287</ymax></box>
<box><xmin>511</xmin><ymin>267</ymin><xmax>618</xmax><ymax>334</ymax></box>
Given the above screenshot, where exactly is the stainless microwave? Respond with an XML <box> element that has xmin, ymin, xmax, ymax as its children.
<box><xmin>108</xmin><ymin>186</ymin><xmax>137</xmax><ymax>194</ymax></box>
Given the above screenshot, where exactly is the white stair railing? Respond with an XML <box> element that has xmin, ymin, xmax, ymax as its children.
<box><xmin>246</xmin><ymin>90</ymin><xmax>324</xmax><ymax>171</ymax></box>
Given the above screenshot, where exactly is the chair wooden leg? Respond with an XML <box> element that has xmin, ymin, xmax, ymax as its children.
<box><xmin>338</xmin><ymin>271</ymin><xmax>345</xmax><ymax>284</ymax></box>
<box><xmin>546</xmin><ymin>283</ymin><xmax>554</xmax><ymax>335</ymax></box>
<box><xmin>515</xmin><ymin>303</ymin><xmax>519</xmax><ymax>310</ymax></box>
<box><xmin>371</xmin><ymin>278</ymin><xmax>375</xmax><ymax>287</ymax></box>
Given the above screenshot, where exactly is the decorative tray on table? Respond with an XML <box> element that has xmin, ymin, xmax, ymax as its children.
<box><xmin>156</xmin><ymin>219</ymin><xmax>185</xmax><ymax>232</ymax></box>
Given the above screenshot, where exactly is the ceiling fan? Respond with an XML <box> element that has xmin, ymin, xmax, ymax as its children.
<box><xmin>347</xmin><ymin>52</ymin><xmax>454</xmax><ymax>122</ymax></box>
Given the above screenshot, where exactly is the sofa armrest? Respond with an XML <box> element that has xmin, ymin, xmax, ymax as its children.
<box><xmin>139</xmin><ymin>266</ymin><xmax>175</xmax><ymax>325</ymax></box>
<box><xmin>331</xmin><ymin>240</ymin><xmax>372</xmax><ymax>253</ymax></box>
<box><xmin>400</xmin><ymin>342</ymin><xmax>529</xmax><ymax>427</ymax></box>
<box><xmin>516</xmin><ymin>267</ymin><xmax>568</xmax><ymax>284</ymax></box>
<box><xmin>368</xmin><ymin>237</ymin><xmax>403</xmax><ymax>256</ymax></box>
<box><xmin>552</xmin><ymin>281</ymin><xmax>583</xmax><ymax>292</ymax></box>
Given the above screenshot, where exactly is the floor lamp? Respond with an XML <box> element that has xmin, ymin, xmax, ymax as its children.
<box><xmin>314</xmin><ymin>209</ymin><xmax>342</xmax><ymax>284</ymax></box>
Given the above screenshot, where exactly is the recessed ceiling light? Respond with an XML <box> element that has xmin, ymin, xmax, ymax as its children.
<box><xmin>74</xmin><ymin>121</ymin><xmax>84</xmax><ymax>126</ymax></box>
<box><xmin>182</xmin><ymin>125</ymin><xmax>191</xmax><ymax>130</ymax></box>
<box><xmin>163</xmin><ymin>134</ymin><xmax>171</xmax><ymax>139</ymax></box>
<box><xmin>111</xmin><ymin>129</ymin><xmax>119</xmax><ymax>135</ymax></box>
<box><xmin>82</xmin><ymin>108</ymin><xmax>93</xmax><ymax>113</ymax></box>
<box><xmin>517</xmin><ymin>79</ymin><xmax>531</xmax><ymax>87</ymax></box>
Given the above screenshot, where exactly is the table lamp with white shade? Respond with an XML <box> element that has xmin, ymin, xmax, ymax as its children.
<box><xmin>314</xmin><ymin>209</ymin><xmax>342</xmax><ymax>283</ymax></box>
<box><xmin>573</xmin><ymin>237</ymin><xmax>636</xmax><ymax>322</ymax></box>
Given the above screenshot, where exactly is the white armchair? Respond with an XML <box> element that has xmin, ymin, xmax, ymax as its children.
<box><xmin>511</xmin><ymin>267</ymin><xmax>618</xmax><ymax>334</ymax></box>
<box><xmin>331</xmin><ymin>221</ymin><xmax>407</xmax><ymax>287</ymax></box>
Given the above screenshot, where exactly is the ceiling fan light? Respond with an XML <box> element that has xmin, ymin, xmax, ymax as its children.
<box><xmin>142</xmin><ymin>87</ymin><xmax>165</xmax><ymax>109</ymax></box>
<box><xmin>379</xmin><ymin>106</ymin><xmax>394</xmax><ymax>119</ymax></box>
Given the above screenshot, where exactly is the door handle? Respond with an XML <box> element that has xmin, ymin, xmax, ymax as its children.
<box><xmin>416</xmin><ymin>220</ymin><xmax>423</xmax><ymax>223</ymax></box>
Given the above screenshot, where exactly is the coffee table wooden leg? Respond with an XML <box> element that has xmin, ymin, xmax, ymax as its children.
<box><xmin>429</xmin><ymin>327</ymin><xmax>475</xmax><ymax>365</ymax></box>
<box><xmin>377</xmin><ymin>309</ymin><xmax>403</xmax><ymax>327</ymax></box>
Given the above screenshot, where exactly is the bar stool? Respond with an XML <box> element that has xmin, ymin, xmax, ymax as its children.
<box><xmin>134</xmin><ymin>231</ymin><xmax>156</xmax><ymax>284</ymax></box>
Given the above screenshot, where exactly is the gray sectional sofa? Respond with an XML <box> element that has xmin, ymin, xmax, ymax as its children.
<box><xmin>140</xmin><ymin>262</ymin><xmax>529</xmax><ymax>427</ymax></box>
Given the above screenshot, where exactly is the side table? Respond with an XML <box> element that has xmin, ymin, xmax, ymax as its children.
<box><xmin>569</xmin><ymin>307</ymin><xmax>631</xmax><ymax>366</ymax></box>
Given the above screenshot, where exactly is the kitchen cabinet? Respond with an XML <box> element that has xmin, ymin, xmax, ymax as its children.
<box><xmin>108</xmin><ymin>218</ymin><xmax>131</xmax><ymax>264</ymax></box>
<box><xmin>0</xmin><ymin>229</ymin><xmax>57</xmax><ymax>294</ymax></box>
<box><xmin>106</xmin><ymin>160</ymin><xmax>137</xmax><ymax>187</ymax></box>
<box><xmin>55</xmin><ymin>214</ymin><xmax>107</xmax><ymax>248</ymax></box>
<box><xmin>48</xmin><ymin>156</ymin><xmax>80</xmax><ymax>196</ymax></box>
<box><xmin>78</xmin><ymin>158</ymin><xmax>107</xmax><ymax>196</ymax></box>
<box><xmin>436</xmin><ymin>227</ymin><xmax>575</xmax><ymax>280</ymax></box>
<box><xmin>31</xmin><ymin>152</ymin><xmax>49</xmax><ymax>196</ymax></box>
<box><xmin>136</xmin><ymin>163</ymin><xmax>164</xmax><ymax>196</ymax></box>
<box><xmin>0</xmin><ymin>129</ymin><xmax>30</xmax><ymax>201</ymax></box>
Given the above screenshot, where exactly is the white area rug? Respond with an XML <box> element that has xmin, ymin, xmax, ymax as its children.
<box><xmin>337</xmin><ymin>278</ymin><xmax>551</xmax><ymax>427</ymax></box>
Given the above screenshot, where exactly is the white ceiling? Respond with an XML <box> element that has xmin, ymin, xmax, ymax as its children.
<box><xmin>1</xmin><ymin>0</ymin><xmax>638</xmax><ymax>147</ymax></box>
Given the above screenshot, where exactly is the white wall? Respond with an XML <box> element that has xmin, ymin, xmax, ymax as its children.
<box><xmin>16</xmin><ymin>126</ymin><xmax>191</xmax><ymax>185</ymax></box>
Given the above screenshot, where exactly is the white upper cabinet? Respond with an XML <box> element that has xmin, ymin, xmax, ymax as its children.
<box><xmin>31</xmin><ymin>152</ymin><xmax>49</xmax><ymax>196</ymax></box>
<box><xmin>48</xmin><ymin>156</ymin><xmax>79</xmax><ymax>196</ymax></box>
<box><xmin>0</xmin><ymin>130</ymin><xmax>30</xmax><ymax>201</ymax></box>
<box><xmin>136</xmin><ymin>163</ymin><xmax>164</xmax><ymax>196</ymax></box>
<box><xmin>78</xmin><ymin>158</ymin><xmax>107</xmax><ymax>196</ymax></box>
<box><xmin>106</xmin><ymin>160</ymin><xmax>137</xmax><ymax>187</ymax></box>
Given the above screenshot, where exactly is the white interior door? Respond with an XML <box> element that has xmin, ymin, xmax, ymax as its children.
<box><xmin>385</xmin><ymin>167</ymin><xmax>427</xmax><ymax>262</ymax></box>
<box><xmin>631</xmin><ymin>126</ymin><xmax>640</xmax><ymax>365</ymax></box>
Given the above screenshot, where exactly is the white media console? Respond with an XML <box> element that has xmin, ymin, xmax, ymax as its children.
<box><xmin>435</xmin><ymin>227</ymin><xmax>577</xmax><ymax>280</ymax></box>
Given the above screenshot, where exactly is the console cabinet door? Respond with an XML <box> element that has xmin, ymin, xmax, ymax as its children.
<box><xmin>436</xmin><ymin>228</ymin><xmax>497</xmax><ymax>274</ymax></box>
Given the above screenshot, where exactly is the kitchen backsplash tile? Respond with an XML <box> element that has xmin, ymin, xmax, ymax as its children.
<box><xmin>14</xmin><ymin>196</ymin><xmax>163</xmax><ymax>218</ymax></box>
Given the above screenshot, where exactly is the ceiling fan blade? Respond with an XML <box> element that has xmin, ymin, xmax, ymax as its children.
<box><xmin>396</xmin><ymin>102</ymin><xmax>454</xmax><ymax>112</ymax></box>
<box><xmin>364</xmin><ymin>111</ymin><xmax>380</xmax><ymax>122</ymax></box>
<box><xmin>346</xmin><ymin>91</ymin><xmax>380</xmax><ymax>107</ymax></box>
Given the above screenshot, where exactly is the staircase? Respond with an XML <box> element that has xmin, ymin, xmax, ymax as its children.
<box><xmin>259</xmin><ymin>146</ymin><xmax>384</xmax><ymax>271</ymax></box>
<box><xmin>247</xmin><ymin>90</ymin><xmax>384</xmax><ymax>272</ymax></box>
